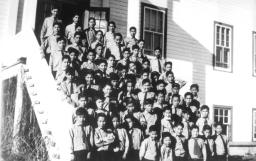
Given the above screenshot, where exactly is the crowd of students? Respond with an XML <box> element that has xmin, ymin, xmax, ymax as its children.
<box><xmin>40</xmin><ymin>6</ymin><xmax>229</xmax><ymax>161</ymax></box>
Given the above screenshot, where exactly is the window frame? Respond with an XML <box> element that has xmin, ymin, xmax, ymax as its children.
<box><xmin>213</xmin><ymin>105</ymin><xmax>233</xmax><ymax>141</ymax></box>
<box><xmin>252</xmin><ymin>108</ymin><xmax>256</xmax><ymax>141</ymax></box>
<box><xmin>213</xmin><ymin>21</ymin><xmax>233</xmax><ymax>73</ymax></box>
<box><xmin>252</xmin><ymin>31</ymin><xmax>256</xmax><ymax>76</ymax></box>
<box><xmin>140</xmin><ymin>3</ymin><xmax>167</xmax><ymax>58</ymax></box>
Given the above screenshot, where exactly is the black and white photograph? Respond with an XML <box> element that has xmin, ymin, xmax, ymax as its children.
<box><xmin>1</xmin><ymin>0</ymin><xmax>256</xmax><ymax>161</ymax></box>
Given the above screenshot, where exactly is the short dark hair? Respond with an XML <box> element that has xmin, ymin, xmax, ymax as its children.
<box><xmin>174</xmin><ymin>122</ymin><xmax>184</xmax><ymax>128</ymax></box>
<box><xmin>95</xmin><ymin>59</ymin><xmax>107</xmax><ymax>66</ymax></box>
<box><xmin>142</xmin><ymin>58</ymin><xmax>150</xmax><ymax>64</ymax></box>
<box><xmin>166</xmin><ymin>71</ymin><xmax>174</xmax><ymax>77</ymax></box>
<box><xmin>53</xmin><ymin>21</ymin><xmax>61</xmax><ymax>27</ymax></box>
<box><xmin>190</xmin><ymin>84</ymin><xmax>199</xmax><ymax>91</ymax></box>
<box><xmin>214</xmin><ymin>122</ymin><xmax>223</xmax><ymax>128</ymax></box>
<box><xmin>132</xmin><ymin>45</ymin><xmax>139</xmax><ymax>50</ymax></box>
<box><xmin>96</xmin><ymin>30</ymin><xmax>103</xmax><ymax>35</ymax></box>
<box><xmin>68</xmin><ymin>47</ymin><xmax>79</xmax><ymax>56</ymax></box>
<box><xmin>129</xmin><ymin>26</ymin><xmax>136</xmax><ymax>31</ymax></box>
<box><xmin>87</xmin><ymin>49</ymin><xmax>96</xmax><ymax>56</ymax></box>
<box><xmin>75</xmin><ymin>107</ymin><xmax>87</xmax><ymax>116</ymax></box>
<box><xmin>88</xmin><ymin>17</ymin><xmax>96</xmax><ymax>22</ymax></box>
<box><xmin>65</xmin><ymin>67</ymin><xmax>75</xmax><ymax>75</ymax></box>
<box><xmin>200</xmin><ymin>105</ymin><xmax>209</xmax><ymax>111</ymax></box>
<box><xmin>95</xmin><ymin>43</ymin><xmax>103</xmax><ymax>49</ymax></box>
<box><xmin>108</xmin><ymin>21</ymin><xmax>116</xmax><ymax>28</ymax></box>
<box><xmin>138</xmin><ymin>39</ymin><xmax>144</xmax><ymax>43</ymax></box>
<box><xmin>74</xmin><ymin>31</ymin><xmax>82</xmax><ymax>37</ymax></box>
<box><xmin>51</xmin><ymin>5</ymin><xmax>59</xmax><ymax>10</ymax></box>
<box><xmin>78</xmin><ymin>93</ymin><xmax>86</xmax><ymax>100</ymax></box>
<box><xmin>184</xmin><ymin>92</ymin><xmax>193</xmax><ymax>98</ymax></box>
<box><xmin>107</xmin><ymin>54</ymin><xmax>116</xmax><ymax>60</ymax></box>
<box><xmin>109</xmin><ymin>73</ymin><xmax>119</xmax><ymax>81</ymax></box>
<box><xmin>203</xmin><ymin>125</ymin><xmax>212</xmax><ymax>132</ymax></box>
<box><xmin>163</xmin><ymin>106</ymin><xmax>171</xmax><ymax>112</ymax></box>
<box><xmin>114</xmin><ymin>33</ymin><xmax>123</xmax><ymax>39</ymax></box>
<box><xmin>172</xmin><ymin>94</ymin><xmax>180</xmax><ymax>100</ymax></box>
<box><xmin>172</xmin><ymin>83</ymin><xmax>180</xmax><ymax>89</ymax></box>
<box><xmin>142</xmin><ymin>78</ymin><xmax>150</xmax><ymax>85</ymax></box>
<box><xmin>144</xmin><ymin>99</ymin><xmax>154</xmax><ymax>105</ymax></box>
<box><xmin>123</xmin><ymin>48</ymin><xmax>130</xmax><ymax>53</ymax></box>
<box><xmin>162</xmin><ymin>132</ymin><xmax>172</xmax><ymax>139</ymax></box>
<box><xmin>149</xmin><ymin>125</ymin><xmax>158</xmax><ymax>132</ymax></box>
<box><xmin>156</xmin><ymin>80</ymin><xmax>167</xmax><ymax>86</ymax></box>
<box><xmin>56</xmin><ymin>37</ymin><xmax>66</xmax><ymax>43</ymax></box>
<box><xmin>190</xmin><ymin>125</ymin><xmax>199</xmax><ymax>131</ymax></box>
<box><xmin>164</xmin><ymin>61</ymin><xmax>172</xmax><ymax>67</ymax></box>
<box><xmin>124</xmin><ymin>114</ymin><xmax>135</xmax><ymax>122</ymax></box>
<box><xmin>154</xmin><ymin>47</ymin><xmax>161</xmax><ymax>52</ymax></box>
<box><xmin>97</xmin><ymin>113</ymin><xmax>106</xmax><ymax>121</ymax></box>
<box><xmin>62</xmin><ymin>55</ymin><xmax>71</xmax><ymax>62</ymax></box>
<box><xmin>156</xmin><ymin>90</ymin><xmax>165</xmax><ymax>97</ymax></box>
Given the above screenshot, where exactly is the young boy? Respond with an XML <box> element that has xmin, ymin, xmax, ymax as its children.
<box><xmin>159</xmin><ymin>61</ymin><xmax>172</xmax><ymax>82</ymax></box>
<box><xmin>80</xmin><ymin>49</ymin><xmax>97</xmax><ymax>70</ymax></box>
<box><xmin>172</xmin><ymin>122</ymin><xmax>187</xmax><ymax>161</ymax></box>
<box><xmin>69</xmin><ymin>108</ymin><xmax>93</xmax><ymax>161</ymax></box>
<box><xmin>160</xmin><ymin>132</ymin><xmax>174</xmax><ymax>161</ymax></box>
<box><xmin>170</xmin><ymin>94</ymin><xmax>180</xmax><ymax>115</ymax></box>
<box><xmin>188</xmin><ymin>125</ymin><xmax>207</xmax><ymax>161</ymax></box>
<box><xmin>161</xmin><ymin>107</ymin><xmax>174</xmax><ymax>135</ymax></box>
<box><xmin>172</xmin><ymin>105</ymin><xmax>183</xmax><ymax>125</ymax></box>
<box><xmin>213</xmin><ymin>123</ymin><xmax>229</xmax><ymax>161</ymax></box>
<box><xmin>202</xmin><ymin>125</ymin><xmax>214</xmax><ymax>161</ymax></box>
<box><xmin>130</xmin><ymin>45</ymin><xmax>140</xmax><ymax>63</ymax></box>
<box><xmin>196</xmin><ymin>105</ymin><xmax>213</xmax><ymax>136</ymax></box>
<box><xmin>94</xmin><ymin>59</ymin><xmax>108</xmax><ymax>87</ymax></box>
<box><xmin>125</xmin><ymin>115</ymin><xmax>144</xmax><ymax>161</ymax></box>
<box><xmin>111</xmin><ymin>115</ymin><xmax>130</xmax><ymax>161</ymax></box>
<box><xmin>66</xmin><ymin>32</ymin><xmax>85</xmax><ymax>58</ymax></box>
<box><xmin>68</xmin><ymin>47</ymin><xmax>81</xmax><ymax>75</ymax></box>
<box><xmin>141</xmin><ymin>99</ymin><xmax>158</xmax><ymax>136</ymax></box>
<box><xmin>124</xmin><ymin>26</ymin><xmax>138</xmax><ymax>50</ymax></box>
<box><xmin>94</xmin><ymin>114</ymin><xmax>116</xmax><ymax>161</ymax></box>
<box><xmin>49</xmin><ymin>37</ymin><xmax>66</xmax><ymax>78</ymax></box>
<box><xmin>117</xmin><ymin>48</ymin><xmax>130</xmax><ymax>69</ymax></box>
<box><xmin>91</xmin><ymin>30</ymin><xmax>104</xmax><ymax>50</ymax></box>
<box><xmin>165</xmin><ymin>71</ymin><xmax>175</xmax><ymax>95</ymax></box>
<box><xmin>150</xmin><ymin>47</ymin><xmax>165</xmax><ymax>73</ymax></box>
<box><xmin>84</xmin><ymin>17</ymin><xmax>96</xmax><ymax>48</ymax></box>
<box><xmin>182</xmin><ymin>110</ymin><xmax>191</xmax><ymax>139</ymax></box>
<box><xmin>55</xmin><ymin>55</ymin><xmax>71</xmax><ymax>84</ymax></box>
<box><xmin>65</xmin><ymin>14</ymin><xmax>79</xmax><ymax>44</ymax></box>
<box><xmin>139</xmin><ymin>125</ymin><xmax>160</xmax><ymax>161</ymax></box>
<box><xmin>138</xmin><ymin>79</ymin><xmax>155</xmax><ymax>110</ymax></box>
<box><xmin>106</xmin><ymin>33</ymin><xmax>124</xmax><ymax>60</ymax></box>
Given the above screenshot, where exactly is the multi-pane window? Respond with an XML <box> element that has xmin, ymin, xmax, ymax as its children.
<box><xmin>89</xmin><ymin>10</ymin><xmax>108</xmax><ymax>33</ymax></box>
<box><xmin>214</xmin><ymin>106</ymin><xmax>232</xmax><ymax>140</ymax></box>
<box><xmin>142</xmin><ymin>4</ymin><xmax>166</xmax><ymax>56</ymax></box>
<box><xmin>214</xmin><ymin>22</ymin><xmax>233</xmax><ymax>72</ymax></box>
<box><xmin>253</xmin><ymin>109</ymin><xmax>256</xmax><ymax>141</ymax></box>
<box><xmin>252</xmin><ymin>32</ymin><xmax>256</xmax><ymax>76</ymax></box>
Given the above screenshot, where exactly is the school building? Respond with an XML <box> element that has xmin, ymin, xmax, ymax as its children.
<box><xmin>1</xmin><ymin>0</ymin><xmax>256</xmax><ymax>157</ymax></box>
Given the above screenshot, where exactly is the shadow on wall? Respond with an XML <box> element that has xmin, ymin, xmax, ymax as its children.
<box><xmin>161</xmin><ymin>0</ymin><xmax>214</xmax><ymax>104</ymax></box>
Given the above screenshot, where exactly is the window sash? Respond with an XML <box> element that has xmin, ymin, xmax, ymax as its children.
<box><xmin>253</xmin><ymin>109</ymin><xmax>256</xmax><ymax>141</ymax></box>
<box><xmin>253</xmin><ymin>32</ymin><xmax>256</xmax><ymax>76</ymax></box>
<box><xmin>214</xmin><ymin>23</ymin><xmax>233</xmax><ymax>72</ymax></box>
<box><xmin>143</xmin><ymin>6</ymin><xmax>165</xmax><ymax>56</ymax></box>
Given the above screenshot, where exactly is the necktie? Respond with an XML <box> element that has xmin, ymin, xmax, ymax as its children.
<box><xmin>220</xmin><ymin>134</ymin><xmax>227</xmax><ymax>155</ymax></box>
<box><xmin>158</xmin><ymin>59</ymin><xmax>162</xmax><ymax>73</ymax></box>
<box><xmin>193</xmin><ymin>138</ymin><xmax>202</xmax><ymax>157</ymax></box>
<box><xmin>204</xmin><ymin>119</ymin><xmax>208</xmax><ymax>126</ymax></box>
<box><xmin>205</xmin><ymin>139</ymin><xmax>211</xmax><ymax>156</ymax></box>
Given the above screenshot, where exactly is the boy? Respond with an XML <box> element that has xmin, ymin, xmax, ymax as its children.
<box><xmin>69</xmin><ymin>108</ymin><xmax>93</xmax><ymax>161</ymax></box>
<box><xmin>141</xmin><ymin>99</ymin><xmax>158</xmax><ymax>136</ymax></box>
<box><xmin>202</xmin><ymin>125</ymin><xmax>214</xmax><ymax>161</ymax></box>
<box><xmin>172</xmin><ymin>122</ymin><xmax>187</xmax><ymax>161</ymax></box>
<box><xmin>94</xmin><ymin>59</ymin><xmax>108</xmax><ymax>87</ymax></box>
<box><xmin>65</xmin><ymin>14</ymin><xmax>80</xmax><ymax>44</ymax></box>
<box><xmin>196</xmin><ymin>105</ymin><xmax>213</xmax><ymax>136</ymax></box>
<box><xmin>138</xmin><ymin>79</ymin><xmax>155</xmax><ymax>110</ymax></box>
<box><xmin>49</xmin><ymin>37</ymin><xmax>66</xmax><ymax>78</ymax></box>
<box><xmin>66</xmin><ymin>32</ymin><xmax>85</xmax><ymax>60</ymax></box>
<box><xmin>138</xmin><ymin>39</ymin><xmax>146</xmax><ymax>62</ymax></box>
<box><xmin>188</xmin><ymin>125</ymin><xmax>207</xmax><ymax>161</ymax></box>
<box><xmin>124</xmin><ymin>26</ymin><xmax>138</xmax><ymax>50</ymax></box>
<box><xmin>130</xmin><ymin>45</ymin><xmax>140</xmax><ymax>63</ymax></box>
<box><xmin>40</xmin><ymin>5</ymin><xmax>62</xmax><ymax>44</ymax></box>
<box><xmin>159</xmin><ymin>61</ymin><xmax>172</xmax><ymax>82</ymax></box>
<box><xmin>213</xmin><ymin>123</ymin><xmax>229</xmax><ymax>161</ymax></box>
<box><xmin>94</xmin><ymin>114</ymin><xmax>116</xmax><ymax>161</ymax></box>
<box><xmin>172</xmin><ymin>105</ymin><xmax>183</xmax><ymax>125</ymax></box>
<box><xmin>120</xmin><ymin>100</ymin><xmax>144</xmax><ymax>125</ymax></box>
<box><xmin>161</xmin><ymin>107</ymin><xmax>174</xmax><ymax>135</ymax></box>
<box><xmin>91</xmin><ymin>30</ymin><xmax>104</xmax><ymax>50</ymax></box>
<box><xmin>139</xmin><ymin>125</ymin><xmax>160</xmax><ymax>161</ymax></box>
<box><xmin>182</xmin><ymin>110</ymin><xmax>191</xmax><ymax>139</ymax></box>
<box><xmin>55</xmin><ymin>55</ymin><xmax>71</xmax><ymax>83</ymax></box>
<box><xmin>117</xmin><ymin>48</ymin><xmax>130</xmax><ymax>69</ymax></box>
<box><xmin>160</xmin><ymin>132</ymin><xmax>174</xmax><ymax>161</ymax></box>
<box><xmin>190</xmin><ymin>84</ymin><xmax>200</xmax><ymax>102</ymax></box>
<box><xmin>170</xmin><ymin>94</ymin><xmax>180</xmax><ymax>115</ymax></box>
<box><xmin>106</xmin><ymin>33</ymin><xmax>124</xmax><ymax>60</ymax></box>
<box><xmin>135</xmin><ymin>70</ymin><xmax>150</xmax><ymax>90</ymax></box>
<box><xmin>165</xmin><ymin>71</ymin><xmax>175</xmax><ymax>95</ymax></box>
<box><xmin>149</xmin><ymin>47</ymin><xmax>165</xmax><ymax>73</ymax></box>
<box><xmin>84</xmin><ymin>17</ymin><xmax>96</xmax><ymax>48</ymax></box>
<box><xmin>68</xmin><ymin>47</ymin><xmax>81</xmax><ymax>75</ymax></box>
<box><xmin>80</xmin><ymin>49</ymin><xmax>97</xmax><ymax>70</ymax></box>
<box><xmin>125</xmin><ymin>115</ymin><xmax>144</xmax><ymax>161</ymax></box>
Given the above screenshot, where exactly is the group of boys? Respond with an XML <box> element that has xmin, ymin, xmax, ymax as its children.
<box><xmin>40</xmin><ymin>6</ymin><xmax>229</xmax><ymax>161</ymax></box>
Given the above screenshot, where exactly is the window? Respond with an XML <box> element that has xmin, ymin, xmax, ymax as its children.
<box><xmin>252</xmin><ymin>32</ymin><xmax>256</xmax><ymax>76</ymax></box>
<box><xmin>83</xmin><ymin>8</ymin><xmax>109</xmax><ymax>33</ymax></box>
<box><xmin>141</xmin><ymin>3</ymin><xmax>167</xmax><ymax>56</ymax></box>
<box><xmin>253</xmin><ymin>109</ymin><xmax>256</xmax><ymax>141</ymax></box>
<box><xmin>214</xmin><ymin>22</ymin><xmax>233</xmax><ymax>72</ymax></box>
<box><xmin>213</xmin><ymin>106</ymin><xmax>232</xmax><ymax>140</ymax></box>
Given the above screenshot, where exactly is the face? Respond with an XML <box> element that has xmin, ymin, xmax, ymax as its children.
<box><xmin>87</xmin><ymin>52</ymin><xmax>95</xmax><ymax>61</ymax></box>
<box><xmin>127</xmin><ymin>103</ymin><xmax>135</xmax><ymax>112</ymax></box>
<box><xmin>215</xmin><ymin>125</ymin><xmax>223</xmax><ymax>135</ymax></box>
<box><xmin>177</xmin><ymin>108</ymin><xmax>182</xmax><ymax>116</ymax></box>
<box><xmin>172</xmin><ymin>97</ymin><xmax>180</xmax><ymax>106</ymax></box>
<box><xmin>123</xmin><ymin>51</ymin><xmax>130</xmax><ymax>59</ymax></box>
<box><xmin>172</xmin><ymin>87</ymin><xmax>179</xmax><ymax>95</ymax></box>
<box><xmin>145</xmin><ymin>104</ymin><xmax>153</xmax><ymax>113</ymax></box>
<box><xmin>78</xmin><ymin>97</ymin><xmax>86</xmax><ymax>108</ymax></box>
<box><xmin>149</xmin><ymin>131</ymin><xmax>158</xmax><ymax>140</ymax></box>
<box><xmin>70</xmin><ymin>52</ymin><xmax>76</xmax><ymax>61</ymax></box>
<box><xmin>130</xmin><ymin>29</ymin><xmax>136</xmax><ymax>37</ymax></box>
<box><xmin>183</xmin><ymin>113</ymin><xmax>190</xmax><ymax>121</ymax></box>
<box><xmin>157</xmin><ymin>83</ymin><xmax>165</xmax><ymax>91</ymax></box>
<box><xmin>191</xmin><ymin>128</ymin><xmax>199</xmax><ymax>138</ymax></box>
<box><xmin>138</xmin><ymin>41</ymin><xmax>144</xmax><ymax>49</ymax></box>
<box><xmin>164</xmin><ymin>110</ymin><xmax>172</xmax><ymax>120</ymax></box>
<box><xmin>88</xmin><ymin>19</ymin><xmax>96</xmax><ymax>28</ymax></box>
<box><xmin>108</xmin><ymin>23</ymin><xmax>115</xmax><ymax>32</ymax></box>
<box><xmin>112</xmin><ymin>117</ymin><xmax>120</xmax><ymax>128</ymax></box>
<box><xmin>76</xmin><ymin>26</ymin><xmax>82</xmax><ymax>32</ymax></box>
<box><xmin>57</xmin><ymin>40</ymin><xmax>65</xmax><ymax>50</ymax></box>
<box><xmin>62</xmin><ymin>59</ymin><xmax>70</xmax><ymax>69</ymax></box>
<box><xmin>204</xmin><ymin>129</ymin><xmax>211</xmax><ymax>138</ymax></box>
<box><xmin>125</xmin><ymin>118</ymin><xmax>133</xmax><ymax>129</ymax></box>
<box><xmin>96</xmin><ymin>99</ymin><xmax>103</xmax><ymax>110</ymax></box>
<box><xmin>163</xmin><ymin>136</ymin><xmax>172</xmax><ymax>147</ymax></box>
<box><xmin>190</xmin><ymin>106</ymin><xmax>197</xmax><ymax>113</ymax></box>
<box><xmin>142</xmin><ymin>61</ymin><xmax>150</xmax><ymax>69</ymax></box>
<box><xmin>103</xmin><ymin>85</ymin><xmax>112</xmax><ymax>96</ymax></box>
<box><xmin>154</xmin><ymin>49</ymin><xmax>161</xmax><ymax>58</ymax></box>
<box><xmin>85</xmin><ymin>74</ymin><xmax>93</xmax><ymax>84</ymax></box>
<box><xmin>185</xmin><ymin>95</ymin><xmax>192</xmax><ymax>105</ymax></box>
<box><xmin>96</xmin><ymin>32</ymin><xmax>103</xmax><ymax>40</ymax></box>
<box><xmin>98</xmin><ymin>63</ymin><xmax>107</xmax><ymax>72</ymax></box>
<box><xmin>133</xmin><ymin>49</ymin><xmax>139</xmax><ymax>56</ymax></box>
<box><xmin>115</xmin><ymin>36</ymin><xmax>122</xmax><ymax>45</ymax></box>
<box><xmin>191</xmin><ymin>87</ymin><xmax>198</xmax><ymax>96</ymax></box>
<box><xmin>174</xmin><ymin>125</ymin><xmax>183</xmax><ymax>135</ymax></box>
<box><xmin>53</xmin><ymin>25</ymin><xmax>60</xmax><ymax>34</ymax></box>
<box><xmin>97</xmin><ymin>116</ymin><xmax>106</xmax><ymax>128</ymax></box>
<box><xmin>129</xmin><ymin>63</ymin><xmax>136</xmax><ymax>71</ymax></box>
<box><xmin>111</xmin><ymin>80</ymin><xmax>118</xmax><ymax>88</ymax></box>
<box><xmin>142</xmin><ymin>73</ymin><xmax>149</xmax><ymax>80</ymax></box>
<box><xmin>201</xmin><ymin>109</ymin><xmax>209</xmax><ymax>118</ymax></box>
<box><xmin>165</xmin><ymin>64</ymin><xmax>172</xmax><ymax>72</ymax></box>
<box><xmin>76</xmin><ymin>115</ymin><xmax>85</xmax><ymax>125</ymax></box>
<box><xmin>167</xmin><ymin>74</ymin><xmax>174</xmax><ymax>83</ymax></box>
<box><xmin>66</xmin><ymin>73</ymin><xmax>72</xmax><ymax>81</ymax></box>
<box><xmin>74</xmin><ymin>34</ymin><xmax>81</xmax><ymax>44</ymax></box>
<box><xmin>108</xmin><ymin>56</ymin><xmax>115</xmax><ymax>66</ymax></box>
<box><xmin>127</xmin><ymin>82</ymin><xmax>133</xmax><ymax>92</ymax></box>
<box><xmin>51</xmin><ymin>9</ymin><xmax>58</xmax><ymax>17</ymax></box>
<box><xmin>73</xmin><ymin>15</ymin><xmax>79</xmax><ymax>23</ymax></box>
<box><xmin>142</xmin><ymin>82</ymin><xmax>150</xmax><ymax>92</ymax></box>
<box><xmin>157</xmin><ymin>93</ymin><xmax>164</xmax><ymax>103</ymax></box>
